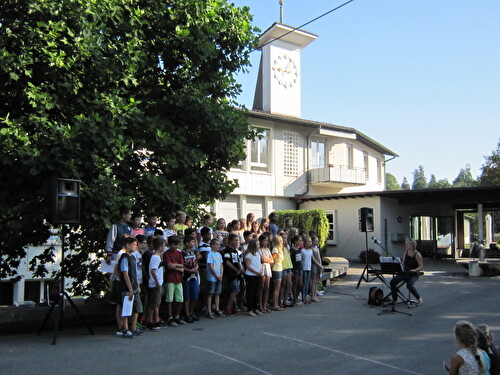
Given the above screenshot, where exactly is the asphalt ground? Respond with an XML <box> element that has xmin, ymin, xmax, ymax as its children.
<box><xmin>1</xmin><ymin>259</ymin><xmax>499</xmax><ymax>375</ymax></box>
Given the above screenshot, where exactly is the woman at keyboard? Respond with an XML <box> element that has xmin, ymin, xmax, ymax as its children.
<box><xmin>390</xmin><ymin>238</ymin><xmax>424</xmax><ymax>306</ymax></box>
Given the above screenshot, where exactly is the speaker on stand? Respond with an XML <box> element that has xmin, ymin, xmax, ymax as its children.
<box><xmin>39</xmin><ymin>178</ymin><xmax>93</xmax><ymax>344</ymax></box>
<box><xmin>356</xmin><ymin>207</ymin><xmax>376</xmax><ymax>289</ymax></box>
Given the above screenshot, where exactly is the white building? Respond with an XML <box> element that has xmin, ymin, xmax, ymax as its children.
<box><xmin>214</xmin><ymin>23</ymin><xmax>397</xmax><ymax>243</ymax></box>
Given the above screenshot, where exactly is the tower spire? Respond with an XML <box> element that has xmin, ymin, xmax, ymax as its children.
<box><xmin>279</xmin><ymin>1</ymin><xmax>284</xmax><ymax>23</ymax></box>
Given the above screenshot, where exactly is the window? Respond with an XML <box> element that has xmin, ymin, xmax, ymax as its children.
<box><xmin>347</xmin><ymin>144</ymin><xmax>353</xmax><ymax>169</ymax></box>
<box><xmin>325</xmin><ymin>210</ymin><xmax>337</xmax><ymax>245</ymax></box>
<box><xmin>376</xmin><ymin>158</ymin><xmax>382</xmax><ymax>183</ymax></box>
<box><xmin>311</xmin><ymin>139</ymin><xmax>326</xmax><ymax>168</ymax></box>
<box><xmin>251</xmin><ymin>128</ymin><xmax>270</xmax><ymax>172</ymax></box>
<box><xmin>363</xmin><ymin>151</ymin><xmax>369</xmax><ymax>179</ymax></box>
<box><xmin>283</xmin><ymin>131</ymin><xmax>299</xmax><ymax>176</ymax></box>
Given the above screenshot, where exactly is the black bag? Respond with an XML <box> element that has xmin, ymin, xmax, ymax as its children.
<box><xmin>368</xmin><ymin>287</ymin><xmax>384</xmax><ymax>306</ymax></box>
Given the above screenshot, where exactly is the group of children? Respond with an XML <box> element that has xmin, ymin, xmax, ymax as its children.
<box><xmin>106</xmin><ymin>208</ymin><xmax>325</xmax><ymax>338</ymax></box>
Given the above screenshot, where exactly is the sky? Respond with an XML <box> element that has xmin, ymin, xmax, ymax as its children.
<box><xmin>231</xmin><ymin>0</ymin><xmax>500</xmax><ymax>185</ymax></box>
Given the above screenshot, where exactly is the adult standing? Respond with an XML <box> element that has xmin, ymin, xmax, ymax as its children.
<box><xmin>105</xmin><ymin>206</ymin><xmax>132</xmax><ymax>260</ymax></box>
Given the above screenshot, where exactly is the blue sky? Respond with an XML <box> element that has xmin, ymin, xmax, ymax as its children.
<box><xmin>232</xmin><ymin>0</ymin><xmax>500</xmax><ymax>185</ymax></box>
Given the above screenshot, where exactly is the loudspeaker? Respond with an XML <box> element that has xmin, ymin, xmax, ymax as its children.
<box><xmin>359</xmin><ymin>207</ymin><xmax>374</xmax><ymax>232</ymax></box>
<box><xmin>50</xmin><ymin>178</ymin><xmax>80</xmax><ymax>224</ymax></box>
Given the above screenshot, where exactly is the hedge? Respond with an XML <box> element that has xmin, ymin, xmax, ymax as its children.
<box><xmin>274</xmin><ymin>209</ymin><xmax>329</xmax><ymax>252</ymax></box>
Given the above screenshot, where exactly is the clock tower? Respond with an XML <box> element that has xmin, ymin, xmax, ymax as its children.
<box><xmin>253</xmin><ymin>23</ymin><xmax>317</xmax><ymax>117</ymax></box>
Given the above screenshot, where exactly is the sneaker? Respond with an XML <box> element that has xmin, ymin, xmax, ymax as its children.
<box><xmin>247</xmin><ymin>311</ymin><xmax>256</xmax><ymax>317</ymax></box>
<box><xmin>131</xmin><ymin>329</ymin><xmax>144</xmax><ymax>336</ymax></box>
<box><xmin>191</xmin><ymin>314</ymin><xmax>200</xmax><ymax>321</ymax></box>
<box><xmin>232</xmin><ymin>306</ymin><xmax>241</xmax><ymax>313</ymax></box>
<box><xmin>167</xmin><ymin>318</ymin><xmax>178</xmax><ymax>327</ymax></box>
<box><xmin>122</xmin><ymin>330</ymin><xmax>133</xmax><ymax>338</ymax></box>
<box><xmin>254</xmin><ymin>310</ymin><xmax>263</xmax><ymax>315</ymax></box>
<box><xmin>115</xmin><ymin>328</ymin><xmax>124</xmax><ymax>336</ymax></box>
<box><xmin>185</xmin><ymin>316</ymin><xmax>194</xmax><ymax>323</ymax></box>
<box><xmin>175</xmin><ymin>318</ymin><xmax>186</xmax><ymax>325</ymax></box>
<box><xmin>206</xmin><ymin>312</ymin><xmax>215</xmax><ymax>319</ymax></box>
<box><xmin>215</xmin><ymin>310</ymin><xmax>225</xmax><ymax>317</ymax></box>
<box><xmin>224</xmin><ymin>307</ymin><xmax>234</xmax><ymax>316</ymax></box>
<box><xmin>136</xmin><ymin>322</ymin><xmax>144</xmax><ymax>330</ymax></box>
<box><xmin>154</xmin><ymin>321</ymin><xmax>163</xmax><ymax>329</ymax></box>
<box><xmin>147</xmin><ymin>323</ymin><xmax>160</xmax><ymax>331</ymax></box>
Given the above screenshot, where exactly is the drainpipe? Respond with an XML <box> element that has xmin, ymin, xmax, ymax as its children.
<box><xmin>296</xmin><ymin>126</ymin><xmax>321</xmax><ymax>209</ymax></box>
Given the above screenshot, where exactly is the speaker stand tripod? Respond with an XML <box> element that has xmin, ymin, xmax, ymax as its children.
<box><xmin>356</xmin><ymin>231</ymin><xmax>377</xmax><ymax>289</ymax></box>
<box><xmin>38</xmin><ymin>225</ymin><xmax>94</xmax><ymax>344</ymax></box>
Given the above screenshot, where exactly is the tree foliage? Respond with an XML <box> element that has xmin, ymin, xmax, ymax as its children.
<box><xmin>0</xmin><ymin>0</ymin><xmax>258</xmax><ymax>294</ymax></box>
<box><xmin>478</xmin><ymin>140</ymin><xmax>500</xmax><ymax>187</ymax></box>
<box><xmin>411</xmin><ymin>165</ymin><xmax>428</xmax><ymax>190</ymax></box>
<box><xmin>452</xmin><ymin>164</ymin><xmax>476</xmax><ymax>187</ymax></box>
<box><xmin>401</xmin><ymin>177</ymin><xmax>411</xmax><ymax>190</ymax></box>
<box><xmin>428</xmin><ymin>174</ymin><xmax>451</xmax><ymax>189</ymax></box>
<box><xmin>385</xmin><ymin>173</ymin><xmax>400</xmax><ymax>191</ymax></box>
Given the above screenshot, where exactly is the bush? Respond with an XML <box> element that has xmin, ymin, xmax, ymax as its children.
<box><xmin>274</xmin><ymin>209</ymin><xmax>329</xmax><ymax>252</ymax></box>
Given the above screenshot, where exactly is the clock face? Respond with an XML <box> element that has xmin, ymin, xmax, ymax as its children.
<box><xmin>272</xmin><ymin>55</ymin><xmax>298</xmax><ymax>88</ymax></box>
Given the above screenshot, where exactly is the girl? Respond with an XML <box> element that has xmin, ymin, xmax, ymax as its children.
<box><xmin>310</xmin><ymin>236</ymin><xmax>324</xmax><ymax>302</ymax></box>
<box><xmin>290</xmin><ymin>234</ymin><xmax>303</xmax><ymax>305</ymax></box>
<box><xmin>244</xmin><ymin>239</ymin><xmax>262</xmax><ymax>316</ymax></box>
<box><xmin>476</xmin><ymin>324</ymin><xmax>500</xmax><ymax>375</ymax></box>
<box><xmin>260</xmin><ymin>218</ymin><xmax>270</xmax><ymax>234</ymax></box>
<box><xmin>258</xmin><ymin>234</ymin><xmax>273</xmax><ymax>312</ymax></box>
<box><xmin>214</xmin><ymin>218</ymin><xmax>229</xmax><ymax>244</ymax></box>
<box><xmin>271</xmin><ymin>235</ymin><xmax>285</xmax><ymax>311</ymax></box>
<box><xmin>279</xmin><ymin>230</ymin><xmax>293</xmax><ymax>307</ymax></box>
<box><xmin>300</xmin><ymin>237</ymin><xmax>314</xmax><ymax>304</ymax></box>
<box><xmin>251</xmin><ymin>220</ymin><xmax>261</xmax><ymax>235</ymax></box>
<box><xmin>246</xmin><ymin>212</ymin><xmax>255</xmax><ymax>231</ymax></box>
<box><xmin>444</xmin><ymin>320</ymin><xmax>490</xmax><ymax>374</ymax></box>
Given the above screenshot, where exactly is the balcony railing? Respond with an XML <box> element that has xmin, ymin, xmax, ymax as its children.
<box><xmin>309</xmin><ymin>165</ymin><xmax>366</xmax><ymax>185</ymax></box>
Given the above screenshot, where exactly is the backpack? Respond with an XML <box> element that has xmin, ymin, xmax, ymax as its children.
<box><xmin>368</xmin><ymin>287</ymin><xmax>384</xmax><ymax>306</ymax></box>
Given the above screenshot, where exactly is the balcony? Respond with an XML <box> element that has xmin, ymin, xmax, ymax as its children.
<box><xmin>308</xmin><ymin>165</ymin><xmax>366</xmax><ymax>186</ymax></box>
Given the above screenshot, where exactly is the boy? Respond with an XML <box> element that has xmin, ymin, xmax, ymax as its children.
<box><xmin>144</xmin><ymin>213</ymin><xmax>159</xmax><ymax>238</ymax></box>
<box><xmin>182</xmin><ymin>236</ymin><xmax>199</xmax><ymax>323</ymax></box>
<box><xmin>174</xmin><ymin>211</ymin><xmax>188</xmax><ymax>241</ymax></box>
<box><xmin>118</xmin><ymin>236</ymin><xmax>144</xmax><ymax>338</ymax></box>
<box><xmin>105</xmin><ymin>206</ymin><xmax>132</xmax><ymax>259</ymax></box>
<box><xmin>223</xmin><ymin>233</ymin><xmax>241</xmax><ymax>316</ymax></box>
<box><xmin>206</xmin><ymin>238</ymin><xmax>224</xmax><ymax>319</ymax></box>
<box><xmin>197</xmin><ymin>227</ymin><xmax>212</xmax><ymax>314</ymax></box>
<box><xmin>146</xmin><ymin>237</ymin><xmax>164</xmax><ymax>331</ymax></box>
<box><xmin>196</xmin><ymin>213</ymin><xmax>214</xmax><ymax>243</ymax></box>
<box><xmin>163</xmin><ymin>214</ymin><xmax>177</xmax><ymax>239</ymax></box>
<box><xmin>163</xmin><ymin>236</ymin><xmax>185</xmax><ymax>326</ymax></box>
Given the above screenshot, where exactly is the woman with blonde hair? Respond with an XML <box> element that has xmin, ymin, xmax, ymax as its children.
<box><xmin>444</xmin><ymin>320</ymin><xmax>490</xmax><ymax>374</ymax></box>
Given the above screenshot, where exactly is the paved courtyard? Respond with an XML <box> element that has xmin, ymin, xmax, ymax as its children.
<box><xmin>1</xmin><ymin>259</ymin><xmax>499</xmax><ymax>375</ymax></box>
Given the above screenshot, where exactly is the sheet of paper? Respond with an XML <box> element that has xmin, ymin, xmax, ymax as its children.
<box><xmin>121</xmin><ymin>295</ymin><xmax>134</xmax><ymax>317</ymax></box>
<box><xmin>100</xmin><ymin>260</ymin><xmax>116</xmax><ymax>273</ymax></box>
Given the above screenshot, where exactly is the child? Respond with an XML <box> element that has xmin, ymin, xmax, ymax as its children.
<box><xmin>163</xmin><ymin>214</ymin><xmax>177</xmax><ymax>239</ymax></box>
<box><xmin>182</xmin><ymin>236</ymin><xmax>199</xmax><ymax>323</ymax></box>
<box><xmin>214</xmin><ymin>217</ymin><xmax>229</xmax><ymax>244</ymax></box>
<box><xmin>130</xmin><ymin>213</ymin><xmax>145</xmax><ymax>237</ymax></box>
<box><xmin>197</xmin><ymin>227</ymin><xmax>212</xmax><ymax>314</ymax></box>
<box><xmin>290</xmin><ymin>234</ymin><xmax>304</xmax><ymax>305</ymax></box>
<box><xmin>271</xmin><ymin>235</ymin><xmax>285</xmax><ymax>311</ymax></box>
<box><xmin>118</xmin><ymin>237</ymin><xmax>144</xmax><ymax>338</ymax></box>
<box><xmin>163</xmin><ymin>236</ymin><xmax>185</xmax><ymax>326</ymax></box>
<box><xmin>105</xmin><ymin>206</ymin><xmax>132</xmax><ymax>259</ymax></box>
<box><xmin>133</xmin><ymin>234</ymin><xmax>146</xmax><ymax>327</ymax></box>
<box><xmin>310</xmin><ymin>236</ymin><xmax>324</xmax><ymax>302</ymax></box>
<box><xmin>258</xmin><ymin>234</ymin><xmax>273</xmax><ymax>312</ymax></box>
<box><xmin>300</xmin><ymin>237</ymin><xmax>314</xmax><ymax>304</ymax></box>
<box><xmin>244</xmin><ymin>238</ymin><xmax>262</xmax><ymax>316</ymax></box>
<box><xmin>196</xmin><ymin>213</ymin><xmax>214</xmax><ymax>243</ymax></box>
<box><xmin>174</xmin><ymin>211</ymin><xmax>188</xmax><ymax>238</ymax></box>
<box><xmin>223</xmin><ymin>233</ymin><xmax>241</xmax><ymax>316</ymax></box>
<box><xmin>206</xmin><ymin>238</ymin><xmax>224</xmax><ymax>319</ymax></box>
<box><xmin>146</xmin><ymin>237</ymin><xmax>164</xmax><ymax>330</ymax></box>
<box><xmin>144</xmin><ymin>213</ymin><xmax>159</xmax><ymax>238</ymax></box>
<box><xmin>279</xmin><ymin>230</ymin><xmax>293</xmax><ymax>308</ymax></box>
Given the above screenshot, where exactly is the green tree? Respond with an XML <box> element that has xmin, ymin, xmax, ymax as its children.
<box><xmin>401</xmin><ymin>177</ymin><xmax>411</xmax><ymax>190</ymax></box>
<box><xmin>428</xmin><ymin>174</ymin><xmax>452</xmax><ymax>189</ymax></box>
<box><xmin>412</xmin><ymin>165</ymin><xmax>428</xmax><ymax>190</ymax></box>
<box><xmin>385</xmin><ymin>173</ymin><xmax>400</xmax><ymax>191</ymax></box>
<box><xmin>478</xmin><ymin>140</ymin><xmax>500</xmax><ymax>186</ymax></box>
<box><xmin>0</xmin><ymin>0</ymin><xmax>258</xmax><ymax>294</ymax></box>
<box><xmin>453</xmin><ymin>164</ymin><xmax>477</xmax><ymax>187</ymax></box>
